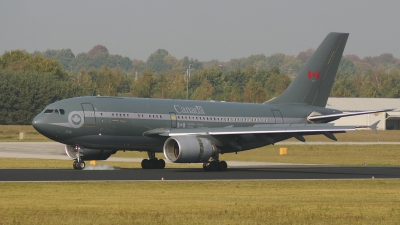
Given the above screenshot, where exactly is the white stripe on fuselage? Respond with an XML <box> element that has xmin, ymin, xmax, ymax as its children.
<box><xmin>47</xmin><ymin>110</ymin><xmax>303</xmax><ymax>128</ymax></box>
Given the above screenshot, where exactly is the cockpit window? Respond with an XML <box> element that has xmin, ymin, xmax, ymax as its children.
<box><xmin>44</xmin><ymin>109</ymin><xmax>65</xmax><ymax>115</ymax></box>
<box><xmin>44</xmin><ymin>109</ymin><xmax>54</xmax><ymax>114</ymax></box>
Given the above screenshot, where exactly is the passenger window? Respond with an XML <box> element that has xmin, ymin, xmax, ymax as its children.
<box><xmin>54</xmin><ymin>109</ymin><xmax>59</xmax><ymax>114</ymax></box>
<box><xmin>59</xmin><ymin>109</ymin><xmax>65</xmax><ymax>115</ymax></box>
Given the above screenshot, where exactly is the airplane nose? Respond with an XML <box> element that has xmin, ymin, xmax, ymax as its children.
<box><xmin>32</xmin><ymin>114</ymin><xmax>47</xmax><ymax>133</ymax></box>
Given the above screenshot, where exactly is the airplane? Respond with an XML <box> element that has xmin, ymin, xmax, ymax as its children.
<box><xmin>32</xmin><ymin>32</ymin><xmax>392</xmax><ymax>171</ymax></box>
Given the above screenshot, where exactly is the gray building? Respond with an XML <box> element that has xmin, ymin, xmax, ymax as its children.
<box><xmin>326</xmin><ymin>98</ymin><xmax>400</xmax><ymax>130</ymax></box>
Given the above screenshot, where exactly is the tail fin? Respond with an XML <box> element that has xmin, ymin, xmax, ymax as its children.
<box><xmin>268</xmin><ymin>32</ymin><xmax>349</xmax><ymax>107</ymax></box>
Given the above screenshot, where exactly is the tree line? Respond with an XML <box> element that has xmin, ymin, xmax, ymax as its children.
<box><xmin>1</xmin><ymin>45</ymin><xmax>399</xmax><ymax>124</ymax></box>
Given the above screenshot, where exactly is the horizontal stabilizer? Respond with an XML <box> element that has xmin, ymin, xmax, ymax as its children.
<box><xmin>357</xmin><ymin>120</ymin><xmax>380</xmax><ymax>134</ymax></box>
<box><xmin>308</xmin><ymin>109</ymin><xmax>394</xmax><ymax>123</ymax></box>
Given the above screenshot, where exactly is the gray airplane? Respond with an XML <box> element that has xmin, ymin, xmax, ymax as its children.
<box><xmin>32</xmin><ymin>32</ymin><xmax>390</xmax><ymax>171</ymax></box>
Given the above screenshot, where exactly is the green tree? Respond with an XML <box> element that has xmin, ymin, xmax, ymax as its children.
<box><xmin>229</xmin><ymin>83</ymin><xmax>242</xmax><ymax>102</ymax></box>
<box><xmin>131</xmin><ymin>71</ymin><xmax>156</xmax><ymax>98</ymax></box>
<box><xmin>359</xmin><ymin>76</ymin><xmax>379</xmax><ymax>97</ymax></box>
<box><xmin>97</xmin><ymin>67</ymin><xmax>124</xmax><ymax>96</ymax></box>
<box><xmin>264</xmin><ymin>68</ymin><xmax>291</xmax><ymax>100</ymax></box>
<box><xmin>39</xmin><ymin>49</ymin><xmax>75</xmax><ymax>70</ymax></box>
<box><xmin>338</xmin><ymin>57</ymin><xmax>356</xmax><ymax>76</ymax></box>
<box><xmin>71</xmin><ymin>68</ymin><xmax>97</xmax><ymax>96</ymax></box>
<box><xmin>0</xmin><ymin>70</ymin><xmax>82</xmax><ymax>124</ymax></box>
<box><xmin>191</xmin><ymin>79</ymin><xmax>214</xmax><ymax>100</ymax></box>
<box><xmin>331</xmin><ymin>73</ymin><xmax>356</xmax><ymax>97</ymax></box>
<box><xmin>243</xmin><ymin>78</ymin><xmax>265</xmax><ymax>103</ymax></box>
<box><xmin>0</xmin><ymin>50</ymin><xmax>67</xmax><ymax>79</ymax></box>
<box><xmin>146</xmin><ymin>49</ymin><xmax>170</xmax><ymax>73</ymax></box>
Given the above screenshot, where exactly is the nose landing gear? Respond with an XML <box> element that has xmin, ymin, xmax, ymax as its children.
<box><xmin>73</xmin><ymin>160</ymin><xmax>86</xmax><ymax>170</ymax></box>
<box><xmin>72</xmin><ymin>147</ymin><xmax>85</xmax><ymax>170</ymax></box>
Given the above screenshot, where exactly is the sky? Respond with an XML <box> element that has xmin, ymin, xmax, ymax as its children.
<box><xmin>1</xmin><ymin>0</ymin><xmax>399</xmax><ymax>62</ymax></box>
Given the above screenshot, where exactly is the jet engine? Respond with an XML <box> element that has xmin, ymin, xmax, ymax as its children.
<box><xmin>65</xmin><ymin>145</ymin><xmax>116</xmax><ymax>160</ymax></box>
<box><xmin>163</xmin><ymin>136</ymin><xmax>217</xmax><ymax>163</ymax></box>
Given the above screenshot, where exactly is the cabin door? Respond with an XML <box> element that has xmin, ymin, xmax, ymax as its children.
<box><xmin>170</xmin><ymin>112</ymin><xmax>177</xmax><ymax>128</ymax></box>
<box><xmin>272</xmin><ymin>110</ymin><xmax>284</xmax><ymax>124</ymax></box>
<box><xmin>81</xmin><ymin>103</ymin><xmax>96</xmax><ymax>126</ymax></box>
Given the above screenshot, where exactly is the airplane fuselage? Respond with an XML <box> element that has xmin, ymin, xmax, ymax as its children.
<box><xmin>32</xmin><ymin>96</ymin><xmax>340</xmax><ymax>152</ymax></box>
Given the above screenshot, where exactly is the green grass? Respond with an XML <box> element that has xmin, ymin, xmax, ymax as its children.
<box><xmin>0</xmin><ymin>180</ymin><xmax>399</xmax><ymax>224</ymax></box>
<box><xmin>0</xmin><ymin>125</ymin><xmax>51</xmax><ymax>142</ymax></box>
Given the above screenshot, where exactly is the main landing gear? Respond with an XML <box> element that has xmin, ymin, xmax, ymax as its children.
<box><xmin>203</xmin><ymin>160</ymin><xmax>227</xmax><ymax>171</ymax></box>
<box><xmin>203</xmin><ymin>154</ymin><xmax>228</xmax><ymax>171</ymax></box>
<box><xmin>141</xmin><ymin>151</ymin><xmax>166</xmax><ymax>169</ymax></box>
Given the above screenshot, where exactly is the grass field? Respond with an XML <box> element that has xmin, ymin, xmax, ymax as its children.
<box><xmin>1</xmin><ymin>125</ymin><xmax>400</xmax><ymax>142</ymax></box>
<box><xmin>0</xmin><ymin>180</ymin><xmax>399</xmax><ymax>225</ymax></box>
<box><xmin>1</xmin><ymin>126</ymin><xmax>400</xmax><ymax>224</ymax></box>
<box><xmin>0</xmin><ymin>125</ymin><xmax>51</xmax><ymax>142</ymax></box>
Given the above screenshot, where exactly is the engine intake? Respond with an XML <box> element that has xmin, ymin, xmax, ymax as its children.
<box><xmin>163</xmin><ymin>136</ymin><xmax>216</xmax><ymax>163</ymax></box>
<box><xmin>65</xmin><ymin>145</ymin><xmax>115</xmax><ymax>160</ymax></box>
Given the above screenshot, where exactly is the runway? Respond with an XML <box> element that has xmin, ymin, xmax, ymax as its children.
<box><xmin>1</xmin><ymin>166</ymin><xmax>399</xmax><ymax>181</ymax></box>
<box><xmin>1</xmin><ymin>142</ymin><xmax>399</xmax><ymax>181</ymax></box>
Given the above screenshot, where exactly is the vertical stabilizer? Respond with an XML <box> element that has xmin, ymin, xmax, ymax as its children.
<box><xmin>268</xmin><ymin>32</ymin><xmax>349</xmax><ymax>107</ymax></box>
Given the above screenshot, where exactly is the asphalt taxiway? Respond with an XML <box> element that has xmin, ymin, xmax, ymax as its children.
<box><xmin>1</xmin><ymin>166</ymin><xmax>399</xmax><ymax>181</ymax></box>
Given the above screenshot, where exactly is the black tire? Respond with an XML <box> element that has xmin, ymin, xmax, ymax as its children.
<box><xmin>149</xmin><ymin>159</ymin><xmax>157</xmax><ymax>169</ymax></box>
<box><xmin>141</xmin><ymin>159</ymin><xmax>149</xmax><ymax>169</ymax></box>
<box><xmin>203</xmin><ymin>162</ymin><xmax>209</xmax><ymax>171</ymax></box>
<box><xmin>157</xmin><ymin>159</ymin><xmax>166</xmax><ymax>169</ymax></box>
<box><xmin>208</xmin><ymin>161</ymin><xmax>218</xmax><ymax>171</ymax></box>
<box><xmin>78</xmin><ymin>161</ymin><xmax>85</xmax><ymax>170</ymax></box>
<box><xmin>73</xmin><ymin>161</ymin><xmax>77</xmax><ymax>170</ymax></box>
<box><xmin>218</xmin><ymin>161</ymin><xmax>228</xmax><ymax>171</ymax></box>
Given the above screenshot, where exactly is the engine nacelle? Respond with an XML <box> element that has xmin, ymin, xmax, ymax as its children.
<box><xmin>163</xmin><ymin>136</ymin><xmax>216</xmax><ymax>163</ymax></box>
<box><xmin>65</xmin><ymin>145</ymin><xmax>115</xmax><ymax>160</ymax></box>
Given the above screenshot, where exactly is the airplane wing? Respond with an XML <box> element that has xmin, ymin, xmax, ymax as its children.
<box><xmin>307</xmin><ymin>109</ymin><xmax>394</xmax><ymax>123</ymax></box>
<box><xmin>144</xmin><ymin>121</ymin><xmax>380</xmax><ymax>141</ymax></box>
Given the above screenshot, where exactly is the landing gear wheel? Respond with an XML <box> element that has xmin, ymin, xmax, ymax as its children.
<box><xmin>72</xmin><ymin>146</ymin><xmax>85</xmax><ymax>170</ymax></box>
<box><xmin>141</xmin><ymin>152</ymin><xmax>166</xmax><ymax>169</ymax></box>
<box><xmin>203</xmin><ymin>160</ymin><xmax>228</xmax><ymax>171</ymax></box>
<box><xmin>149</xmin><ymin>159</ymin><xmax>157</xmax><ymax>169</ymax></box>
<box><xmin>208</xmin><ymin>161</ymin><xmax>218</xmax><ymax>171</ymax></box>
<box><xmin>141</xmin><ymin>159</ymin><xmax>149</xmax><ymax>169</ymax></box>
<box><xmin>73</xmin><ymin>160</ymin><xmax>85</xmax><ymax>170</ymax></box>
<box><xmin>218</xmin><ymin>161</ymin><xmax>228</xmax><ymax>171</ymax></box>
<box><xmin>157</xmin><ymin>159</ymin><xmax>166</xmax><ymax>169</ymax></box>
<box><xmin>78</xmin><ymin>161</ymin><xmax>85</xmax><ymax>170</ymax></box>
<box><xmin>203</xmin><ymin>161</ymin><xmax>210</xmax><ymax>171</ymax></box>
<box><xmin>73</xmin><ymin>161</ymin><xmax>78</xmax><ymax>170</ymax></box>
